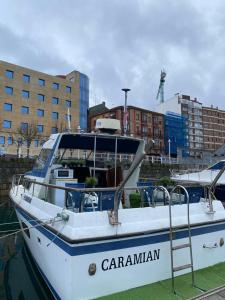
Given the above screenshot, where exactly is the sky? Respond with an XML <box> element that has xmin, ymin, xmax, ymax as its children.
<box><xmin>1</xmin><ymin>0</ymin><xmax>225</xmax><ymax>110</ymax></box>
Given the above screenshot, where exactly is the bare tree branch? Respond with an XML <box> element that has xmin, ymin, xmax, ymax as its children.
<box><xmin>16</xmin><ymin>123</ymin><xmax>40</xmax><ymax>157</ymax></box>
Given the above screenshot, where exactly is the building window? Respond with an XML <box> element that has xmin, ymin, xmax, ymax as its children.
<box><xmin>52</xmin><ymin>82</ymin><xmax>59</xmax><ymax>90</ymax></box>
<box><xmin>5</xmin><ymin>86</ymin><xmax>13</xmax><ymax>95</ymax></box>
<box><xmin>22</xmin><ymin>90</ymin><xmax>29</xmax><ymax>98</ymax></box>
<box><xmin>37</xmin><ymin>109</ymin><xmax>44</xmax><ymax>117</ymax></box>
<box><xmin>65</xmin><ymin>86</ymin><xmax>71</xmax><ymax>93</ymax></box>
<box><xmin>21</xmin><ymin>122</ymin><xmax>28</xmax><ymax>130</ymax></box>
<box><xmin>51</xmin><ymin>127</ymin><xmax>58</xmax><ymax>134</ymax></box>
<box><xmin>23</xmin><ymin>74</ymin><xmax>30</xmax><ymax>83</ymax></box>
<box><xmin>5</xmin><ymin>70</ymin><xmax>14</xmax><ymax>79</ymax></box>
<box><xmin>4</xmin><ymin>103</ymin><xmax>12</xmax><ymax>111</ymax></box>
<box><xmin>37</xmin><ymin>125</ymin><xmax>44</xmax><ymax>133</ymax></box>
<box><xmin>21</xmin><ymin>106</ymin><xmax>29</xmax><ymax>114</ymax></box>
<box><xmin>65</xmin><ymin>114</ymin><xmax>71</xmax><ymax>121</ymax></box>
<box><xmin>8</xmin><ymin>136</ymin><xmax>13</xmax><ymax>145</ymax></box>
<box><xmin>52</xmin><ymin>112</ymin><xmax>59</xmax><ymax>120</ymax></box>
<box><xmin>3</xmin><ymin>120</ymin><xmax>12</xmax><ymax>129</ymax></box>
<box><xmin>37</xmin><ymin>94</ymin><xmax>45</xmax><ymax>102</ymax></box>
<box><xmin>0</xmin><ymin>136</ymin><xmax>5</xmax><ymax>145</ymax></box>
<box><xmin>34</xmin><ymin>139</ymin><xmax>39</xmax><ymax>147</ymax></box>
<box><xmin>65</xmin><ymin>100</ymin><xmax>71</xmax><ymax>107</ymax></box>
<box><xmin>38</xmin><ymin>78</ymin><xmax>45</xmax><ymax>86</ymax></box>
<box><xmin>52</xmin><ymin>97</ymin><xmax>59</xmax><ymax>105</ymax></box>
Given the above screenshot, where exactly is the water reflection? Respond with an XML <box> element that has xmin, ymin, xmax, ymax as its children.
<box><xmin>0</xmin><ymin>200</ymin><xmax>53</xmax><ymax>300</ymax></box>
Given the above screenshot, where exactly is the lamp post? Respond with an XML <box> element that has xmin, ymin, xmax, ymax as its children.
<box><xmin>122</xmin><ymin>88</ymin><xmax>130</xmax><ymax>135</ymax></box>
<box><xmin>168</xmin><ymin>138</ymin><xmax>171</xmax><ymax>164</ymax></box>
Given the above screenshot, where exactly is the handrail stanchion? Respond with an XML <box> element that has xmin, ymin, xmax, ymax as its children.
<box><xmin>32</xmin><ymin>180</ymin><xmax>35</xmax><ymax>197</ymax></box>
<box><xmin>109</xmin><ymin>152</ymin><xmax>145</xmax><ymax>225</ymax></box>
<box><xmin>44</xmin><ymin>185</ymin><xmax>48</xmax><ymax>202</ymax></box>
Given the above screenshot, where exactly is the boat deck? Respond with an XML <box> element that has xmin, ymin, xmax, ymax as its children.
<box><xmin>98</xmin><ymin>262</ymin><xmax>225</xmax><ymax>300</ymax></box>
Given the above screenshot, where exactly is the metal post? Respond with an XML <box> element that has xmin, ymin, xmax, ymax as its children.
<box><xmin>122</xmin><ymin>88</ymin><xmax>130</xmax><ymax>136</ymax></box>
<box><xmin>168</xmin><ymin>139</ymin><xmax>171</xmax><ymax>164</ymax></box>
<box><xmin>93</xmin><ymin>136</ymin><xmax>97</xmax><ymax>178</ymax></box>
<box><xmin>114</xmin><ymin>138</ymin><xmax>117</xmax><ymax>187</ymax></box>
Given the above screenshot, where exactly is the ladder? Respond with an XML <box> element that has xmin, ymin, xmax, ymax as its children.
<box><xmin>169</xmin><ymin>185</ymin><xmax>195</xmax><ymax>294</ymax></box>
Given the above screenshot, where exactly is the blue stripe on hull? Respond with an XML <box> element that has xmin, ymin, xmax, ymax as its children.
<box><xmin>16</xmin><ymin>206</ymin><xmax>225</xmax><ymax>256</ymax></box>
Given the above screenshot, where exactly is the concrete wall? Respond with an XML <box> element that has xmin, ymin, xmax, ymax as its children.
<box><xmin>155</xmin><ymin>95</ymin><xmax>181</xmax><ymax>115</ymax></box>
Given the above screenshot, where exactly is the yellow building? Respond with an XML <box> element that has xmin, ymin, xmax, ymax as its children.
<box><xmin>0</xmin><ymin>60</ymin><xmax>89</xmax><ymax>156</ymax></box>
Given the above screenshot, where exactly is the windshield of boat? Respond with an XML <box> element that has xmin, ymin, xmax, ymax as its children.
<box><xmin>208</xmin><ymin>161</ymin><xmax>225</xmax><ymax>170</ymax></box>
<box><xmin>34</xmin><ymin>149</ymin><xmax>53</xmax><ymax>170</ymax></box>
<box><xmin>53</xmin><ymin>134</ymin><xmax>141</xmax><ymax>169</ymax></box>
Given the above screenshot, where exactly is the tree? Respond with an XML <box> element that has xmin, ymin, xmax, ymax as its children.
<box><xmin>13</xmin><ymin>135</ymin><xmax>23</xmax><ymax>157</ymax></box>
<box><xmin>17</xmin><ymin>123</ymin><xmax>40</xmax><ymax>157</ymax></box>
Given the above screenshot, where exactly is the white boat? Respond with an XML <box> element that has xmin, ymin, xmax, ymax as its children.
<box><xmin>9</xmin><ymin>122</ymin><xmax>225</xmax><ymax>300</ymax></box>
<box><xmin>171</xmin><ymin>160</ymin><xmax>225</xmax><ymax>185</ymax></box>
<box><xmin>171</xmin><ymin>160</ymin><xmax>225</xmax><ymax>202</ymax></box>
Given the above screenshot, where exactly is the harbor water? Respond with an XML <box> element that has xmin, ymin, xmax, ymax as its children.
<box><xmin>0</xmin><ymin>198</ymin><xmax>53</xmax><ymax>300</ymax></box>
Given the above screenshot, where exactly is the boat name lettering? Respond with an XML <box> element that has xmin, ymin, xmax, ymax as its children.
<box><xmin>23</xmin><ymin>195</ymin><xmax>32</xmax><ymax>203</ymax></box>
<box><xmin>101</xmin><ymin>249</ymin><xmax>160</xmax><ymax>271</ymax></box>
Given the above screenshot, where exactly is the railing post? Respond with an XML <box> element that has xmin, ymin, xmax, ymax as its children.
<box><xmin>109</xmin><ymin>152</ymin><xmax>145</xmax><ymax>225</ymax></box>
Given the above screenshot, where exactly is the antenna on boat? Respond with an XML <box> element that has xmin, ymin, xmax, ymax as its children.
<box><xmin>67</xmin><ymin>108</ymin><xmax>71</xmax><ymax>132</ymax></box>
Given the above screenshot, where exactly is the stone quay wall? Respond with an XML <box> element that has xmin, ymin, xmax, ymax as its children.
<box><xmin>0</xmin><ymin>157</ymin><xmax>193</xmax><ymax>201</ymax></box>
<box><xmin>0</xmin><ymin>157</ymin><xmax>34</xmax><ymax>198</ymax></box>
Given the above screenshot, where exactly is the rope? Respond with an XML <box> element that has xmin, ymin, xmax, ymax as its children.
<box><xmin>0</xmin><ymin>216</ymin><xmax>61</xmax><ymax>229</ymax></box>
<box><xmin>0</xmin><ymin>217</ymin><xmax>63</xmax><ymax>241</ymax></box>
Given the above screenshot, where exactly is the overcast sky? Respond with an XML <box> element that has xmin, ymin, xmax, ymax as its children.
<box><xmin>1</xmin><ymin>0</ymin><xmax>225</xmax><ymax>110</ymax></box>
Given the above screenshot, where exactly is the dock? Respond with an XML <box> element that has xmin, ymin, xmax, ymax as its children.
<box><xmin>98</xmin><ymin>262</ymin><xmax>225</xmax><ymax>300</ymax></box>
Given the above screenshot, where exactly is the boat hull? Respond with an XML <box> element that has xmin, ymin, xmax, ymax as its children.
<box><xmin>15</xmin><ymin>205</ymin><xmax>225</xmax><ymax>300</ymax></box>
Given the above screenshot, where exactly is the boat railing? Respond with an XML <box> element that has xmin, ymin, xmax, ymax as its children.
<box><xmin>12</xmin><ymin>172</ymin><xmax>180</xmax><ymax>215</ymax></box>
<box><xmin>11</xmin><ymin>172</ymin><xmax>212</xmax><ymax>222</ymax></box>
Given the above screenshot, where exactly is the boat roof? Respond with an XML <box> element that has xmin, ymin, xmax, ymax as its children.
<box><xmin>42</xmin><ymin>132</ymin><xmax>143</xmax><ymax>154</ymax></box>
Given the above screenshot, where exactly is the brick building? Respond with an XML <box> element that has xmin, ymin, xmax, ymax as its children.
<box><xmin>202</xmin><ymin>106</ymin><xmax>225</xmax><ymax>152</ymax></box>
<box><xmin>0</xmin><ymin>60</ymin><xmax>89</xmax><ymax>156</ymax></box>
<box><xmin>89</xmin><ymin>105</ymin><xmax>164</xmax><ymax>155</ymax></box>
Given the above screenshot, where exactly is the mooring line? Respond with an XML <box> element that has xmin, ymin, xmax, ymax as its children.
<box><xmin>0</xmin><ymin>217</ymin><xmax>63</xmax><ymax>240</ymax></box>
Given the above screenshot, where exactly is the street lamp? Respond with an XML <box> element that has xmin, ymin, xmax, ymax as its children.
<box><xmin>168</xmin><ymin>138</ymin><xmax>171</xmax><ymax>164</ymax></box>
<box><xmin>122</xmin><ymin>88</ymin><xmax>130</xmax><ymax>135</ymax></box>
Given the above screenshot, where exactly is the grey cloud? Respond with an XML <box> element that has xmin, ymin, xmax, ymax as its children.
<box><xmin>1</xmin><ymin>0</ymin><xmax>225</xmax><ymax>109</ymax></box>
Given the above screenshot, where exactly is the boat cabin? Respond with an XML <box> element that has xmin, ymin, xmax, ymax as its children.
<box><xmin>25</xmin><ymin>130</ymin><xmax>145</xmax><ymax>212</ymax></box>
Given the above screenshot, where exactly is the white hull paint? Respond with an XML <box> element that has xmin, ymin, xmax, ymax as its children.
<box><xmin>12</xmin><ymin>192</ymin><xmax>225</xmax><ymax>300</ymax></box>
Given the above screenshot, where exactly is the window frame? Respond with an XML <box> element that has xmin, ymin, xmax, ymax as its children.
<box><xmin>52</xmin><ymin>82</ymin><xmax>59</xmax><ymax>90</ymax></box>
<box><xmin>38</xmin><ymin>78</ymin><xmax>45</xmax><ymax>86</ymax></box>
<box><xmin>3</xmin><ymin>120</ymin><xmax>12</xmax><ymax>129</ymax></box>
<box><xmin>51</xmin><ymin>112</ymin><xmax>59</xmax><ymax>120</ymax></box>
<box><xmin>37</xmin><ymin>124</ymin><xmax>44</xmax><ymax>133</ymax></box>
<box><xmin>37</xmin><ymin>109</ymin><xmax>44</xmax><ymax>117</ymax></box>
<box><xmin>22</xmin><ymin>90</ymin><xmax>30</xmax><ymax>98</ymax></box>
<box><xmin>5</xmin><ymin>70</ymin><xmax>14</xmax><ymax>79</ymax></box>
<box><xmin>65</xmin><ymin>100</ymin><xmax>71</xmax><ymax>108</ymax></box>
<box><xmin>21</xmin><ymin>106</ymin><xmax>29</xmax><ymax>114</ymax></box>
<box><xmin>5</xmin><ymin>86</ymin><xmax>13</xmax><ymax>95</ymax></box>
<box><xmin>0</xmin><ymin>136</ymin><xmax>5</xmax><ymax>145</ymax></box>
<box><xmin>8</xmin><ymin>136</ymin><xmax>13</xmax><ymax>145</ymax></box>
<box><xmin>65</xmin><ymin>86</ymin><xmax>71</xmax><ymax>93</ymax></box>
<box><xmin>23</xmin><ymin>74</ymin><xmax>30</xmax><ymax>83</ymax></box>
<box><xmin>52</xmin><ymin>97</ymin><xmax>59</xmax><ymax>105</ymax></box>
<box><xmin>21</xmin><ymin>122</ymin><xmax>28</xmax><ymax>130</ymax></box>
<box><xmin>4</xmin><ymin>103</ymin><xmax>12</xmax><ymax>112</ymax></box>
<box><xmin>37</xmin><ymin>94</ymin><xmax>45</xmax><ymax>102</ymax></box>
